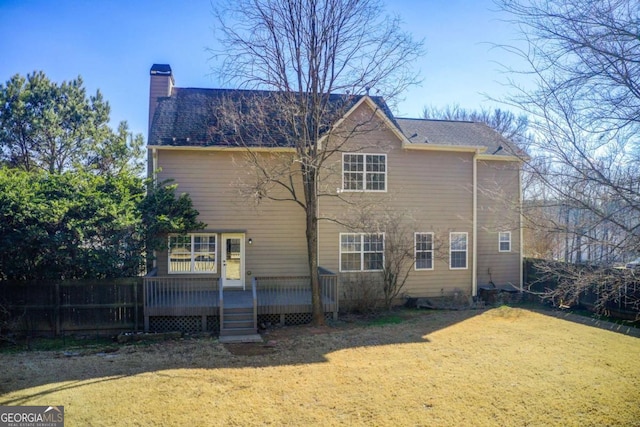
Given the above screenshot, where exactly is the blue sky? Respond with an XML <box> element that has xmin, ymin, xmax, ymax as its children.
<box><xmin>0</xmin><ymin>0</ymin><xmax>526</xmax><ymax>139</ymax></box>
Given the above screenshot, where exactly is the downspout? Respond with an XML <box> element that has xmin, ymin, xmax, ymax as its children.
<box><xmin>519</xmin><ymin>162</ymin><xmax>524</xmax><ymax>291</ymax></box>
<box><xmin>151</xmin><ymin>148</ymin><xmax>158</xmax><ymax>185</ymax></box>
<box><xmin>472</xmin><ymin>149</ymin><xmax>478</xmax><ymax>297</ymax></box>
<box><xmin>151</xmin><ymin>148</ymin><xmax>158</xmax><ymax>271</ymax></box>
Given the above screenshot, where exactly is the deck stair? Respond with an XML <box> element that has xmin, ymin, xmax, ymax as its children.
<box><xmin>219</xmin><ymin>285</ymin><xmax>262</xmax><ymax>343</ymax></box>
<box><xmin>220</xmin><ymin>307</ymin><xmax>255</xmax><ymax>336</ymax></box>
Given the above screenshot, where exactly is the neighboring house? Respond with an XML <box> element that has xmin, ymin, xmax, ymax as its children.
<box><xmin>144</xmin><ymin>64</ymin><xmax>523</xmax><ymax>336</ymax></box>
<box><xmin>523</xmin><ymin>199</ymin><xmax>638</xmax><ymax>265</ymax></box>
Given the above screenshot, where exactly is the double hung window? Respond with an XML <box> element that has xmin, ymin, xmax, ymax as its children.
<box><xmin>415</xmin><ymin>232</ymin><xmax>434</xmax><ymax>270</ymax></box>
<box><xmin>449</xmin><ymin>232</ymin><xmax>468</xmax><ymax>270</ymax></box>
<box><xmin>340</xmin><ymin>233</ymin><xmax>385</xmax><ymax>271</ymax></box>
<box><xmin>342</xmin><ymin>153</ymin><xmax>387</xmax><ymax>191</ymax></box>
<box><xmin>499</xmin><ymin>231</ymin><xmax>511</xmax><ymax>252</ymax></box>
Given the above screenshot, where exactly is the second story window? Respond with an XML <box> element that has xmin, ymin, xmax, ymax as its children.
<box><xmin>342</xmin><ymin>153</ymin><xmax>387</xmax><ymax>191</ymax></box>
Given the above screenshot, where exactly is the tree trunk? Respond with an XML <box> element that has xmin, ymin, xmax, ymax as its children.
<box><xmin>304</xmin><ymin>168</ymin><xmax>325</xmax><ymax>326</ymax></box>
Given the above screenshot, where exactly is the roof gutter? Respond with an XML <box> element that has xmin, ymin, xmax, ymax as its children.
<box><xmin>476</xmin><ymin>153</ymin><xmax>524</xmax><ymax>162</ymax></box>
<box><xmin>403</xmin><ymin>142</ymin><xmax>487</xmax><ymax>153</ymax></box>
<box><xmin>147</xmin><ymin>145</ymin><xmax>297</xmax><ymax>153</ymax></box>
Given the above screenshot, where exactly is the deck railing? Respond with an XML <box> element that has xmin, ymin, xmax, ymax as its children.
<box><xmin>143</xmin><ymin>268</ymin><xmax>338</xmax><ymax>320</ymax></box>
<box><xmin>143</xmin><ymin>275</ymin><xmax>219</xmax><ymax>309</ymax></box>
<box><xmin>254</xmin><ymin>269</ymin><xmax>338</xmax><ymax>314</ymax></box>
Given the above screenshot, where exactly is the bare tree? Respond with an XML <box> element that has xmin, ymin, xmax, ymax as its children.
<box><xmin>422</xmin><ymin>105</ymin><xmax>531</xmax><ymax>147</ymax></box>
<box><xmin>496</xmin><ymin>0</ymin><xmax>640</xmax><ymax>312</ymax></box>
<box><xmin>210</xmin><ymin>0</ymin><xmax>423</xmax><ymax>325</ymax></box>
<box><xmin>340</xmin><ymin>204</ymin><xmax>418</xmax><ymax>310</ymax></box>
<box><xmin>379</xmin><ymin>213</ymin><xmax>416</xmax><ymax>311</ymax></box>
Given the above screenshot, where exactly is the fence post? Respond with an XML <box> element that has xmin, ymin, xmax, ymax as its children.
<box><xmin>134</xmin><ymin>279</ymin><xmax>139</xmax><ymax>332</ymax></box>
<box><xmin>55</xmin><ymin>282</ymin><xmax>61</xmax><ymax>337</ymax></box>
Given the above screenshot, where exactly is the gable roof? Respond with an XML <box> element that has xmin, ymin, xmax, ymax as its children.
<box><xmin>148</xmin><ymin>87</ymin><xmax>523</xmax><ymax>158</ymax></box>
<box><xmin>149</xmin><ymin>88</ymin><xmax>396</xmax><ymax>148</ymax></box>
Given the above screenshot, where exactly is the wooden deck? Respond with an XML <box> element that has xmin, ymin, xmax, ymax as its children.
<box><xmin>143</xmin><ymin>271</ymin><xmax>338</xmax><ymax>331</ymax></box>
<box><xmin>144</xmin><ymin>289</ymin><xmax>337</xmax><ymax>315</ymax></box>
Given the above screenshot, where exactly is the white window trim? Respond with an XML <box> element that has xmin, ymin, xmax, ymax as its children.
<box><xmin>339</xmin><ymin>232</ymin><xmax>385</xmax><ymax>272</ymax></box>
<box><xmin>414</xmin><ymin>232</ymin><xmax>434</xmax><ymax>271</ymax></box>
<box><xmin>449</xmin><ymin>232</ymin><xmax>468</xmax><ymax>270</ymax></box>
<box><xmin>168</xmin><ymin>233</ymin><xmax>217</xmax><ymax>274</ymax></box>
<box><xmin>499</xmin><ymin>231</ymin><xmax>512</xmax><ymax>252</ymax></box>
<box><xmin>341</xmin><ymin>153</ymin><xmax>388</xmax><ymax>192</ymax></box>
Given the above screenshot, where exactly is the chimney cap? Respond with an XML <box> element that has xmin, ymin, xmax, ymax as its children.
<box><xmin>150</xmin><ymin>64</ymin><xmax>172</xmax><ymax>75</ymax></box>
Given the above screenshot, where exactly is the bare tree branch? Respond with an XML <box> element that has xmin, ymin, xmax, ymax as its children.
<box><xmin>209</xmin><ymin>0</ymin><xmax>423</xmax><ymax>324</ymax></box>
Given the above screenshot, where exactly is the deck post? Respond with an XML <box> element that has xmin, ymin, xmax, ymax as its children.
<box><xmin>252</xmin><ymin>277</ymin><xmax>258</xmax><ymax>333</ymax></box>
<box><xmin>219</xmin><ymin>279</ymin><xmax>224</xmax><ymax>335</ymax></box>
<box><xmin>143</xmin><ymin>275</ymin><xmax>149</xmax><ymax>332</ymax></box>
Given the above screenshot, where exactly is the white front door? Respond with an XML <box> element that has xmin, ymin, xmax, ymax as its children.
<box><xmin>221</xmin><ymin>233</ymin><xmax>244</xmax><ymax>289</ymax></box>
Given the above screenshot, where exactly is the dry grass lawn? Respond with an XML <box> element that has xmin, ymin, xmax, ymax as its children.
<box><xmin>1</xmin><ymin>307</ymin><xmax>639</xmax><ymax>426</ymax></box>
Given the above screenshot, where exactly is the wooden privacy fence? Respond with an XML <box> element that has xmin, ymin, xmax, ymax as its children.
<box><xmin>0</xmin><ymin>278</ymin><xmax>143</xmax><ymax>336</ymax></box>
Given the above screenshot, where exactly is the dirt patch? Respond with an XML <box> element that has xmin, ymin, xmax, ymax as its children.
<box><xmin>224</xmin><ymin>342</ymin><xmax>277</xmax><ymax>356</ymax></box>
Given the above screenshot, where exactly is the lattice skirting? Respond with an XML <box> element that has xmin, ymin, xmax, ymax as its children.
<box><xmin>286</xmin><ymin>313</ymin><xmax>312</xmax><ymax>325</ymax></box>
<box><xmin>148</xmin><ymin>316</ymin><xmax>221</xmax><ymax>333</ymax></box>
<box><xmin>258</xmin><ymin>314</ymin><xmax>282</xmax><ymax>327</ymax></box>
<box><xmin>259</xmin><ymin>312</ymin><xmax>335</xmax><ymax>327</ymax></box>
<box><xmin>149</xmin><ymin>312</ymin><xmax>334</xmax><ymax>333</ymax></box>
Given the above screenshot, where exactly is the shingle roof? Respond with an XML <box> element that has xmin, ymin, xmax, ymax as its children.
<box><xmin>149</xmin><ymin>88</ymin><xmax>395</xmax><ymax>147</ymax></box>
<box><xmin>149</xmin><ymin>87</ymin><xmax>522</xmax><ymax>157</ymax></box>
<box><xmin>395</xmin><ymin>118</ymin><xmax>523</xmax><ymax>156</ymax></box>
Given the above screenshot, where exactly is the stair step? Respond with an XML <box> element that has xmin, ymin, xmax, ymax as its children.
<box><xmin>224</xmin><ymin>311</ymin><xmax>253</xmax><ymax>319</ymax></box>
<box><xmin>223</xmin><ymin>307</ymin><xmax>253</xmax><ymax>316</ymax></box>
<box><xmin>223</xmin><ymin>319</ymin><xmax>254</xmax><ymax>329</ymax></box>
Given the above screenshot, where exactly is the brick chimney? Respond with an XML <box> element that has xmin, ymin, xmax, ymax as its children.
<box><xmin>148</xmin><ymin>64</ymin><xmax>174</xmax><ymax>135</ymax></box>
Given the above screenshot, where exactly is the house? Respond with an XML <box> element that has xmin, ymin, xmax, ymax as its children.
<box><xmin>523</xmin><ymin>199</ymin><xmax>638</xmax><ymax>265</ymax></box>
<box><xmin>144</xmin><ymin>64</ymin><xmax>524</xmax><ymax>337</ymax></box>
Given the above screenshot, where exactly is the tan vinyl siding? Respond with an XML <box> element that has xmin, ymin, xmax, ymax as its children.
<box><xmin>318</xmin><ymin>103</ymin><xmax>474</xmax><ymax>297</ymax></box>
<box><xmin>151</xmin><ymin>100</ymin><xmax>522</xmax><ymax>301</ymax></box>
<box><xmin>476</xmin><ymin>160</ymin><xmax>521</xmax><ymax>287</ymax></box>
<box><xmin>155</xmin><ymin>150</ymin><xmax>309</xmax><ymax>278</ymax></box>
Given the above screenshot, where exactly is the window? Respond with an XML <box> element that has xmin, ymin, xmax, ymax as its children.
<box><xmin>499</xmin><ymin>231</ymin><xmax>511</xmax><ymax>252</ymax></box>
<box><xmin>342</xmin><ymin>153</ymin><xmax>387</xmax><ymax>191</ymax></box>
<box><xmin>449</xmin><ymin>232</ymin><xmax>468</xmax><ymax>269</ymax></box>
<box><xmin>168</xmin><ymin>234</ymin><xmax>216</xmax><ymax>273</ymax></box>
<box><xmin>415</xmin><ymin>232</ymin><xmax>434</xmax><ymax>270</ymax></box>
<box><xmin>340</xmin><ymin>233</ymin><xmax>384</xmax><ymax>271</ymax></box>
